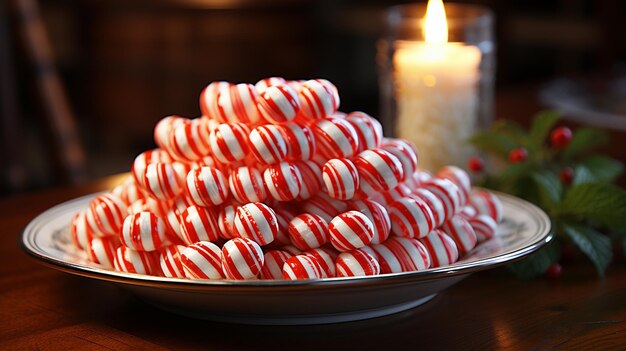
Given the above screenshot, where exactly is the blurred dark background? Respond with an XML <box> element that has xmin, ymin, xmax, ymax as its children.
<box><xmin>2</xmin><ymin>0</ymin><xmax>626</xmax><ymax>195</ymax></box>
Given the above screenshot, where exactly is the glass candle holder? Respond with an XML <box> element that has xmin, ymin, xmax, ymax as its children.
<box><xmin>378</xmin><ymin>3</ymin><xmax>495</xmax><ymax>172</ymax></box>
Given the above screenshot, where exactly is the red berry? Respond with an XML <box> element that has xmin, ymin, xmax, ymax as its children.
<box><xmin>508</xmin><ymin>148</ymin><xmax>528</xmax><ymax>163</ymax></box>
<box><xmin>545</xmin><ymin>263</ymin><xmax>562</xmax><ymax>279</ymax></box>
<box><xmin>468</xmin><ymin>156</ymin><xmax>484</xmax><ymax>173</ymax></box>
<box><xmin>550</xmin><ymin>127</ymin><xmax>573</xmax><ymax>148</ymax></box>
<box><xmin>559</xmin><ymin>167</ymin><xmax>574</xmax><ymax>185</ymax></box>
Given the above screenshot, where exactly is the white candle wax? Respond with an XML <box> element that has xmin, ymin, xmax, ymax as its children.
<box><xmin>393</xmin><ymin>40</ymin><xmax>481</xmax><ymax>172</ymax></box>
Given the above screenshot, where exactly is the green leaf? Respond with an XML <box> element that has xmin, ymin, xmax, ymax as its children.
<box><xmin>561</xmin><ymin>128</ymin><xmax>608</xmax><ymax>160</ymax></box>
<box><xmin>507</xmin><ymin>238</ymin><xmax>560</xmax><ymax>279</ymax></box>
<box><xmin>563</xmin><ymin>224</ymin><xmax>612</xmax><ymax>276</ymax></box>
<box><xmin>531</xmin><ymin>171</ymin><xmax>562</xmax><ymax>209</ymax></box>
<box><xmin>492</xmin><ymin>120</ymin><xmax>529</xmax><ymax>146</ymax></box>
<box><xmin>574</xmin><ymin>156</ymin><xmax>624</xmax><ymax>185</ymax></box>
<box><xmin>560</xmin><ymin>183</ymin><xmax>626</xmax><ymax>230</ymax></box>
<box><xmin>469</xmin><ymin>130</ymin><xmax>517</xmax><ymax>158</ymax></box>
<box><xmin>529</xmin><ymin>110</ymin><xmax>560</xmax><ymax>148</ymax></box>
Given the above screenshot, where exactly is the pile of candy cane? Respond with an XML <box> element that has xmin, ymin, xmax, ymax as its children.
<box><xmin>70</xmin><ymin>77</ymin><xmax>503</xmax><ymax>280</ymax></box>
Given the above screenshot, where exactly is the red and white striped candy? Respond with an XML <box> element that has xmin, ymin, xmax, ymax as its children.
<box><xmin>322</xmin><ymin>158</ymin><xmax>359</xmax><ymax>200</ymax></box>
<box><xmin>335</xmin><ymin>249</ymin><xmax>380</xmax><ymax>277</ymax></box>
<box><xmin>381</xmin><ymin>139</ymin><xmax>418</xmax><ymax>181</ymax></box>
<box><xmin>422</xmin><ymin>178</ymin><xmax>461</xmax><ymax>223</ymax></box>
<box><xmin>159</xmin><ymin>245</ymin><xmax>187</xmax><ymax>278</ymax></box>
<box><xmin>280</xmin><ymin>245</ymin><xmax>303</xmax><ymax>256</ymax></box>
<box><xmin>287</xmin><ymin>80</ymin><xmax>305</xmax><ymax>93</ymax></box>
<box><xmin>234</xmin><ymin>202</ymin><xmax>279</xmax><ymax>245</ymax></box>
<box><xmin>468</xmin><ymin>214</ymin><xmax>497</xmax><ymax>242</ymax></box>
<box><xmin>121</xmin><ymin>211</ymin><xmax>168</xmax><ymax>251</ymax></box>
<box><xmin>86</xmin><ymin>236</ymin><xmax>120</xmax><ymax>269</ymax></box>
<box><xmin>255</xmin><ymin>77</ymin><xmax>287</xmax><ymax>93</ymax></box>
<box><xmin>283</xmin><ymin>122</ymin><xmax>316</xmax><ymax>161</ymax></box>
<box><xmin>263</xmin><ymin>162</ymin><xmax>303</xmax><ymax>202</ymax></box>
<box><xmin>178</xmin><ymin>206</ymin><xmax>220</xmax><ymax>245</ymax></box>
<box><xmin>298</xmin><ymin>79</ymin><xmax>340</xmax><ymax>119</ymax></box>
<box><xmin>317</xmin><ymin>79</ymin><xmax>340</xmax><ymax>107</ymax></box>
<box><xmin>131</xmin><ymin>149</ymin><xmax>174</xmax><ymax>184</ymax></box>
<box><xmin>388</xmin><ymin>197</ymin><xmax>435</xmax><ymax>239</ymax></box>
<box><xmin>272</xmin><ymin>206</ymin><xmax>296</xmax><ymax>245</ymax></box>
<box><xmin>217</xmin><ymin>203</ymin><xmax>239</xmax><ymax>240</ymax></box>
<box><xmin>301</xmin><ymin>192</ymin><xmax>348</xmax><ymax>223</ymax></box>
<box><xmin>469</xmin><ymin>189</ymin><xmax>503</xmax><ymax>223</ymax></box>
<box><xmin>228</xmin><ymin>166</ymin><xmax>267</xmax><ymax>203</ymax></box>
<box><xmin>437</xmin><ymin>166</ymin><xmax>471</xmax><ymax>206</ymax></box>
<box><xmin>287</xmin><ymin>213</ymin><xmax>329</xmax><ymax>251</ymax></box>
<box><xmin>128</xmin><ymin>197</ymin><xmax>170</xmax><ymax>217</ymax></box>
<box><xmin>411</xmin><ymin>188</ymin><xmax>446</xmax><ymax>227</ymax></box>
<box><xmin>371</xmin><ymin>237</ymin><xmax>430</xmax><ymax>273</ymax></box>
<box><xmin>441</xmin><ymin>215</ymin><xmax>478</xmax><ymax>254</ymax></box>
<box><xmin>86</xmin><ymin>193</ymin><xmax>127</xmax><ymax>236</ymax></box>
<box><xmin>294</xmin><ymin>160</ymin><xmax>322</xmax><ymax>200</ymax></box>
<box><xmin>418</xmin><ymin>229</ymin><xmax>459</xmax><ymax>267</ymax></box>
<box><xmin>185</xmin><ymin>167</ymin><xmax>229</xmax><ymax>207</ymax></box>
<box><xmin>172</xmin><ymin>161</ymin><xmax>193</xmax><ymax>185</ymax></box>
<box><xmin>141</xmin><ymin>162</ymin><xmax>183</xmax><ymax>201</ymax></box>
<box><xmin>458</xmin><ymin>205</ymin><xmax>477</xmax><ymax>219</ymax></box>
<box><xmin>257</xmin><ymin>83</ymin><xmax>301</xmax><ymax>123</ymax></box>
<box><xmin>249</xmin><ymin>125</ymin><xmax>288</xmax><ymax>164</ymax></box>
<box><xmin>154</xmin><ymin>116</ymin><xmax>187</xmax><ymax>151</ymax></box>
<box><xmin>70</xmin><ymin>212</ymin><xmax>94</xmax><ymax>250</ymax></box>
<box><xmin>355</xmin><ymin>149</ymin><xmax>404</xmax><ymax>191</ymax></box>
<box><xmin>209</xmin><ymin>123</ymin><xmax>251</xmax><ymax>163</ymax></box>
<box><xmin>405</xmin><ymin>170</ymin><xmax>432</xmax><ymax>188</ymax></box>
<box><xmin>328</xmin><ymin>211</ymin><xmax>375</xmax><ymax>252</ymax></box>
<box><xmin>354</xmin><ymin>176</ymin><xmax>382</xmax><ymax>201</ymax></box>
<box><xmin>114</xmin><ymin>246</ymin><xmax>158</xmax><ymax>275</ymax></box>
<box><xmin>165</xmin><ymin>119</ymin><xmax>211</xmax><ymax>161</ymax></box>
<box><xmin>348</xmin><ymin>200</ymin><xmax>391</xmax><ymax>244</ymax></box>
<box><xmin>260</xmin><ymin>250</ymin><xmax>292</xmax><ymax>279</ymax></box>
<box><xmin>181</xmin><ymin>241</ymin><xmax>224</xmax><ymax>279</ymax></box>
<box><xmin>282</xmin><ymin>255</ymin><xmax>324</xmax><ymax>280</ymax></box>
<box><xmin>199</xmin><ymin>81</ymin><xmax>231</xmax><ymax>119</ymax></box>
<box><xmin>216</xmin><ymin>83</ymin><xmax>262</xmax><ymax>124</ymax></box>
<box><xmin>304</xmin><ymin>247</ymin><xmax>337</xmax><ymax>278</ymax></box>
<box><xmin>311</xmin><ymin>117</ymin><xmax>359</xmax><ymax>159</ymax></box>
<box><xmin>112</xmin><ymin>176</ymin><xmax>146</xmax><ymax>206</ymax></box>
<box><xmin>346</xmin><ymin>112</ymin><xmax>383</xmax><ymax>152</ymax></box>
<box><xmin>381</xmin><ymin>183</ymin><xmax>412</xmax><ymax>204</ymax></box>
<box><xmin>221</xmin><ymin>238</ymin><xmax>264</xmax><ymax>280</ymax></box>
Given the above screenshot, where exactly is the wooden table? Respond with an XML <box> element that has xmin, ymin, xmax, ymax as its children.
<box><xmin>2</xmin><ymin>175</ymin><xmax>625</xmax><ymax>350</ymax></box>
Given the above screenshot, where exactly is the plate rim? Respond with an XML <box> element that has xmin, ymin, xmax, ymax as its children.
<box><xmin>21</xmin><ymin>189</ymin><xmax>552</xmax><ymax>291</ymax></box>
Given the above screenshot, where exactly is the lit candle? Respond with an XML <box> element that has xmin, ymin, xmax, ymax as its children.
<box><xmin>393</xmin><ymin>0</ymin><xmax>481</xmax><ymax>172</ymax></box>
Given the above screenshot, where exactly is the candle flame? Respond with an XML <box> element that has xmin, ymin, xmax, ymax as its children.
<box><xmin>423</xmin><ymin>0</ymin><xmax>448</xmax><ymax>44</ymax></box>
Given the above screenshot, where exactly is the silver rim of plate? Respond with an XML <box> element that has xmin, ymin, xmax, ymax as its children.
<box><xmin>21</xmin><ymin>190</ymin><xmax>552</xmax><ymax>291</ymax></box>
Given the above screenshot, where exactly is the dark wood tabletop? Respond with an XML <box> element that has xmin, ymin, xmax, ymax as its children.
<box><xmin>2</xmin><ymin>174</ymin><xmax>626</xmax><ymax>350</ymax></box>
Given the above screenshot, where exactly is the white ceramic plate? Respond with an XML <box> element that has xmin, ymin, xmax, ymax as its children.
<box><xmin>22</xmin><ymin>190</ymin><xmax>551</xmax><ymax>325</ymax></box>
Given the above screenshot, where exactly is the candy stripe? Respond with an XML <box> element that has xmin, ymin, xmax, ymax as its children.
<box><xmin>335</xmin><ymin>250</ymin><xmax>380</xmax><ymax>277</ymax></box>
<box><xmin>389</xmin><ymin>197</ymin><xmax>435</xmax><ymax>239</ymax></box>
<box><xmin>355</xmin><ymin>149</ymin><xmax>404</xmax><ymax>191</ymax></box>
<box><xmin>287</xmin><ymin>213</ymin><xmax>329</xmax><ymax>251</ymax></box>
<box><xmin>181</xmin><ymin>241</ymin><xmax>224</xmax><ymax>279</ymax></box>
<box><xmin>234</xmin><ymin>202</ymin><xmax>278</xmax><ymax>245</ymax></box>
<box><xmin>186</xmin><ymin>167</ymin><xmax>229</xmax><ymax>207</ymax></box>
<box><xmin>322</xmin><ymin>158</ymin><xmax>359</xmax><ymax>200</ymax></box>
<box><xmin>260</xmin><ymin>250</ymin><xmax>292</xmax><ymax>279</ymax></box>
<box><xmin>282</xmin><ymin>255</ymin><xmax>323</xmax><ymax>280</ymax></box>
<box><xmin>228</xmin><ymin>167</ymin><xmax>267</xmax><ymax>203</ymax></box>
<box><xmin>249</xmin><ymin>125</ymin><xmax>288</xmax><ymax>164</ymax></box>
<box><xmin>179</xmin><ymin>206</ymin><xmax>220</xmax><ymax>245</ymax></box>
<box><xmin>221</xmin><ymin>238</ymin><xmax>264</xmax><ymax>280</ymax></box>
<box><xmin>329</xmin><ymin>211</ymin><xmax>374</xmax><ymax>252</ymax></box>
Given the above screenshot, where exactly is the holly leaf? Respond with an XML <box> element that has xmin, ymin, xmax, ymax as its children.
<box><xmin>507</xmin><ymin>238</ymin><xmax>560</xmax><ymax>279</ymax></box>
<box><xmin>529</xmin><ymin>110</ymin><xmax>560</xmax><ymax>148</ymax></box>
<box><xmin>492</xmin><ymin>120</ymin><xmax>529</xmax><ymax>146</ymax></box>
<box><xmin>470</xmin><ymin>130</ymin><xmax>516</xmax><ymax>158</ymax></box>
<box><xmin>560</xmin><ymin>183</ymin><xmax>626</xmax><ymax>230</ymax></box>
<box><xmin>574</xmin><ymin>156</ymin><xmax>624</xmax><ymax>185</ymax></box>
<box><xmin>561</xmin><ymin>128</ymin><xmax>608</xmax><ymax>160</ymax></box>
<box><xmin>562</xmin><ymin>223</ymin><xmax>612</xmax><ymax>276</ymax></box>
<box><xmin>531</xmin><ymin>171</ymin><xmax>562</xmax><ymax>209</ymax></box>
